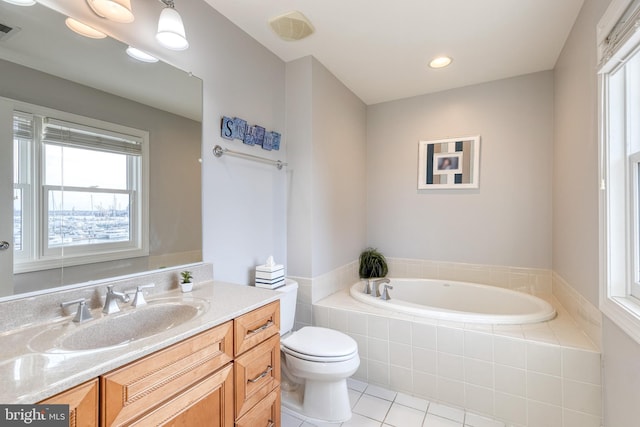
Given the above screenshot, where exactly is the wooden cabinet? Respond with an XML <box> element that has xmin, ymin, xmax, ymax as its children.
<box><xmin>102</xmin><ymin>321</ymin><xmax>233</xmax><ymax>426</ymax></box>
<box><xmin>234</xmin><ymin>301</ymin><xmax>281</xmax><ymax>425</ymax></box>
<box><xmin>234</xmin><ymin>301</ymin><xmax>280</xmax><ymax>356</ymax></box>
<box><xmin>235</xmin><ymin>387</ymin><xmax>280</xmax><ymax>427</ymax></box>
<box><xmin>38</xmin><ymin>300</ymin><xmax>281</xmax><ymax>427</ymax></box>
<box><xmin>39</xmin><ymin>378</ymin><xmax>99</xmax><ymax>427</ymax></box>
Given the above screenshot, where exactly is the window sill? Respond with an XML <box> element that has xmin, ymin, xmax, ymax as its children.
<box><xmin>600</xmin><ymin>294</ymin><xmax>640</xmax><ymax>344</ymax></box>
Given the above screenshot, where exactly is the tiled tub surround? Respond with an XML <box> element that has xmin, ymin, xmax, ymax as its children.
<box><xmin>313</xmin><ymin>289</ymin><xmax>601</xmax><ymax>427</ymax></box>
<box><xmin>292</xmin><ymin>258</ymin><xmax>602</xmax><ymax>347</ymax></box>
<box><xmin>0</xmin><ymin>263</ymin><xmax>281</xmax><ymax>403</ymax></box>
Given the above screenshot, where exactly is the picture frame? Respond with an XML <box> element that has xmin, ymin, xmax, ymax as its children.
<box><xmin>418</xmin><ymin>136</ymin><xmax>480</xmax><ymax>189</ymax></box>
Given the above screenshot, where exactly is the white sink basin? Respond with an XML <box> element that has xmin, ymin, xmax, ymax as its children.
<box><xmin>29</xmin><ymin>298</ymin><xmax>208</xmax><ymax>352</ymax></box>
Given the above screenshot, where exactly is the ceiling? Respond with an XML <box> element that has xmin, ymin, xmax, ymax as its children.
<box><xmin>204</xmin><ymin>0</ymin><xmax>585</xmax><ymax>105</ymax></box>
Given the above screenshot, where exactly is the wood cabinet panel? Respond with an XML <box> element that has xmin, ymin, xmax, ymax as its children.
<box><xmin>102</xmin><ymin>321</ymin><xmax>233</xmax><ymax>426</ymax></box>
<box><xmin>39</xmin><ymin>378</ymin><xmax>98</xmax><ymax>427</ymax></box>
<box><xmin>129</xmin><ymin>363</ymin><xmax>233</xmax><ymax>427</ymax></box>
<box><xmin>234</xmin><ymin>301</ymin><xmax>279</xmax><ymax>356</ymax></box>
<box><xmin>235</xmin><ymin>386</ymin><xmax>280</xmax><ymax>427</ymax></box>
<box><xmin>234</xmin><ymin>334</ymin><xmax>281</xmax><ymax>419</ymax></box>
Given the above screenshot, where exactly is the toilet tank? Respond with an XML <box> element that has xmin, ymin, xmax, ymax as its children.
<box><xmin>275</xmin><ymin>279</ymin><xmax>298</xmax><ymax>335</ymax></box>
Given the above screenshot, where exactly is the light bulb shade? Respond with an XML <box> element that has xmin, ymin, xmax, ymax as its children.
<box><xmin>65</xmin><ymin>18</ymin><xmax>107</xmax><ymax>39</ymax></box>
<box><xmin>126</xmin><ymin>46</ymin><xmax>159</xmax><ymax>63</ymax></box>
<box><xmin>2</xmin><ymin>0</ymin><xmax>37</xmax><ymax>5</ymax></box>
<box><xmin>156</xmin><ymin>7</ymin><xmax>189</xmax><ymax>51</ymax></box>
<box><xmin>87</xmin><ymin>0</ymin><xmax>134</xmax><ymax>24</ymax></box>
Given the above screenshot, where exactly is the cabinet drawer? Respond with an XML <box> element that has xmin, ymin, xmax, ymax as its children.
<box><xmin>235</xmin><ymin>386</ymin><xmax>280</xmax><ymax>427</ymax></box>
<box><xmin>234</xmin><ymin>301</ymin><xmax>280</xmax><ymax>356</ymax></box>
<box><xmin>39</xmin><ymin>378</ymin><xmax>98</xmax><ymax>427</ymax></box>
<box><xmin>130</xmin><ymin>364</ymin><xmax>234</xmax><ymax>427</ymax></box>
<box><xmin>234</xmin><ymin>334</ymin><xmax>281</xmax><ymax>419</ymax></box>
<box><xmin>102</xmin><ymin>321</ymin><xmax>233</xmax><ymax>426</ymax></box>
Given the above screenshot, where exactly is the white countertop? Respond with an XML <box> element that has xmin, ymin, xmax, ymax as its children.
<box><xmin>0</xmin><ymin>281</ymin><xmax>280</xmax><ymax>403</ymax></box>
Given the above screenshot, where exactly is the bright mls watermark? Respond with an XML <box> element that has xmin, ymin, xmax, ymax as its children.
<box><xmin>0</xmin><ymin>405</ymin><xmax>68</xmax><ymax>426</ymax></box>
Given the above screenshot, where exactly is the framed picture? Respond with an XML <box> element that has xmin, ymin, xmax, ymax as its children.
<box><xmin>418</xmin><ymin>136</ymin><xmax>480</xmax><ymax>189</ymax></box>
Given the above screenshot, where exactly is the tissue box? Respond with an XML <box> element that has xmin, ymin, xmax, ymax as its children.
<box><xmin>255</xmin><ymin>267</ymin><xmax>284</xmax><ymax>280</ymax></box>
<box><xmin>255</xmin><ymin>278</ymin><xmax>285</xmax><ymax>289</ymax></box>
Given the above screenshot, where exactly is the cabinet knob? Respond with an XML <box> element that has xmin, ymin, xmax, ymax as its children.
<box><xmin>0</xmin><ymin>241</ymin><xmax>9</xmax><ymax>250</ymax></box>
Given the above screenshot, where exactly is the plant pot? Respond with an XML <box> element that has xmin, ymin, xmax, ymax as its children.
<box><xmin>180</xmin><ymin>282</ymin><xmax>193</xmax><ymax>293</ymax></box>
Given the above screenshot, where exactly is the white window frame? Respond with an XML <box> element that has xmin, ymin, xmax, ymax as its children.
<box><xmin>598</xmin><ymin>0</ymin><xmax>640</xmax><ymax>344</ymax></box>
<box><xmin>5</xmin><ymin>98</ymin><xmax>149</xmax><ymax>273</ymax></box>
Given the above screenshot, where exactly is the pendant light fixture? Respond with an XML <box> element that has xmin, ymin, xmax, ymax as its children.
<box><xmin>65</xmin><ymin>18</ymin><xmax>107</xmax><ymax>39</ymax></box>
<box><xmin>2</xmin><ymin>0</ymin><xmax>37</xmax><ymax>5</ymax></box>
<box><xmin>86</xmin><ymin>0</ymin><xmax>134</xmax><ymax>24</ymax></box>
<box><xmin>156</xmin><ymin>0</ymin><xmax>189</xmax><ymax>51</ymax></box>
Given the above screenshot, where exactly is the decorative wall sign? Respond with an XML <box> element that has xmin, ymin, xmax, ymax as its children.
<box><xmin>220</xmin><ymin>116</ymin><xmax>281</xmax><ymax>151</ymax></box>
<box><xmin>418</xmin><ymin>136</ymin><xmax>480</xmax><ymax>189</ymax></box>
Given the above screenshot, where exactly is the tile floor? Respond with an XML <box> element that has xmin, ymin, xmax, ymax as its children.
<box><xmin>282</xmin><ymin>378</ymin><xmax>506</xmax><ymax>427</ymax></box>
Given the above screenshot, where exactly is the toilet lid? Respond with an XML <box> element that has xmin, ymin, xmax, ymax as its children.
<box><xmin>281</xmin><ymin>326</ymin><xmax>358</xmax><ymax>361</ymax></box>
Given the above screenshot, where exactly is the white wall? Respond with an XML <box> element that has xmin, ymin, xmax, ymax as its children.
<box><xmin>287</xmin><ymin>57</ymin><xmax>367</xmax><ymax>278</ymax></box>
<box><xmin>366</xmin><ymin>72</ymin><xmax>554</xmax><ymax>269</ymax></box>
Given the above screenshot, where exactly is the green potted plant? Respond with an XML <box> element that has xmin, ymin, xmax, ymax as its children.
<box><xmin>359</xmin><ymin>247</ymin><xmax>388</xmax><ymax>278</ymax></box>
<box><xmin>180</xmin><ymin>270</ymin><xmax>193</xmax><ymax>292</ymax></box>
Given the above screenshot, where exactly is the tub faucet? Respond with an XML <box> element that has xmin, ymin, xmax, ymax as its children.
<box><xmin>380</xmin><ymin>284</ymin><xmax>394</xmax><ymax>301</ymax></box>
<box><xmin>369</xmin><ymin>278</ymin><xmax>390</xmax><ymax>297</ymax></box>
<box><xmin>102</xmin><ymin>285</ymin><xmax>131</xmax><ymax>314</ymax></box>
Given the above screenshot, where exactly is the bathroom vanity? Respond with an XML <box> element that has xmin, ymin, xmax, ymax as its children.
<box><xmin>0</xmin><ymin>279</ymin><xmax>281</xmax><ymax>427</ymax></box>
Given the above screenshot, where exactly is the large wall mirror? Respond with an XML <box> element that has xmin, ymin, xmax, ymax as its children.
<box><xmin>0</xmin><ymin>2</ymin><xmax>203</xmax><ymax>299</ymax></box>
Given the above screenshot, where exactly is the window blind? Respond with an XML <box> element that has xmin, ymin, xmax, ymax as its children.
<box><xmin>13</xmin><ymin>111</ymin><xmax>33</xmax><ymax>140</ymax></box>
<box><xmin>42</xmin><ymin>117</ymin><xmax>142</xmax><ymax>156</ymax></box>
<box><xmin>599</xmin><ymin>0</ymin><xmax>640</xmax><ymax>68</ymax></box>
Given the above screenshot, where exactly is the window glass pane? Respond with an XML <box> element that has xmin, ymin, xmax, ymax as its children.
<box><xmin>47</xmin><ymin>190</ymin><xmax>131</xmax><ymax>248</ymax></box>
<box><xmin>44</xmin><ymin>145</ymin><xmax>128</xmax><ymax>189</ymax></box>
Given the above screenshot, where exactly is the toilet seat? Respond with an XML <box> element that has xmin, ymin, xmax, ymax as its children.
<box><xmin>281</xmin><ymin>326</ymin><xmax>358</xmax><ymax>362</ymax></box>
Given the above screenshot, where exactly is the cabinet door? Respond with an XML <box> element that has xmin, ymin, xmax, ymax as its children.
<box><xmin>129</xmin><ymin>363</ymin><xmax>233</xmax><ymax>427</ymax></box>
<box><xmin>235</xmin><ymin>386</ymin><xmax>280</xmax><ymax>427</ymax></box>
<box><xmin>234</xmin><ymin>301</ymin><xmax>279</xmax><ymax>356</ymax></box>
<box><xmin>102</xmin><ymin>321</ymin><xmax>233</xmax><ymax>426</ymax></box>
<box><xmin>235</xmin><ymin>334</ymin><xmax>280</xmax><ymax>419</ymax></box>
<box><xmin>39</xmin><ymin>378</ymin><xmax>98</xmax><ymax>427</ymax></box>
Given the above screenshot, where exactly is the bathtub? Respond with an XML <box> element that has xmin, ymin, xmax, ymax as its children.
<box><xmin>349</xmin><ymin>278</ymin><xmax>556</xmax><ymax>324</ymax></box>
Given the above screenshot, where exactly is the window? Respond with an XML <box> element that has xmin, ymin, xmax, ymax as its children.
<box><xmin>599</xmin><ymin>0</ymin><xmax>640</xmax><ymax>343</ymax></box>
<box><xmin>10</xmin><ymin>102</ymin><xmax>149</xmax><ymax>273</ymax></box>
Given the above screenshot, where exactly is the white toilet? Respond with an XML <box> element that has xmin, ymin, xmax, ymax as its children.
<box><xmin>275</xmin><ymin>280</ymin><xmax>360</xmax><ymax>423</ymax></box>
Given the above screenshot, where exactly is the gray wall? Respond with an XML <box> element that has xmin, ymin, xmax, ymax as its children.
<box><xmin>0</xmin><ymin>58</ymin><xmax>202</xmax><ymax>292</ymax></box>
<box><xmin>553</xmin><ymin>0</ymin><xmax>640</xmax><ymax>425</ymax></box>
<box><xmin>366</xmin><ymin>72</ymin><xmax>554</xmax><ymax>269</ymax></box>
<box><xmin>287</xmin><ymin>57</ymin><xmax>367</xmax><ymax>278</ymax></box>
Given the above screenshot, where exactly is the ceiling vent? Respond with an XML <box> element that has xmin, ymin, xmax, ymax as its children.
<box><xmin>269</xmin><ymin>11</ymin><xmax>314</xmax><ymax>41</ymax></box>
<box><xmin>0</xmin><ymin>22</ymin><xmax>21</xmax><ymax>42</ymax></box>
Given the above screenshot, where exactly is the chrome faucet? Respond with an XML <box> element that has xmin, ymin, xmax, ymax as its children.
<box><xmin>102</xmin><ymin>285</ymin><xmax>131</xmax><ymax>314</ymax></box>
<box><xmin>126</xmin><ymin>283</ymin><xmax>155</xmax><ymax>307</ymax></box>
<box><xmin>380</xmin><ymin>284</ymin><xmax>394</xmax><ymax>300</ymax></box>
<box><xmin>369</xmin><ymin>278</ymin><xmax>390</xmax><ymax>297</ymax></box>
<box><xmin>61</xmin><ymin>298</ymin><xmax>93</xmax><ymax>323</ymax></box>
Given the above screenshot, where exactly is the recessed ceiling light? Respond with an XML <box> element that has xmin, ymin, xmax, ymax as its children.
<box><xmin>65</xmin><ymin>18</ymin><xmax>107</xmax><ymax>39</ymax></box>
<box><xmin>429</xmin><ymin>56</ymin><xmax>452</xmax><ymax>69</ymax></box>
<box><xmin>126</xmin><ymin>46</ymin><xmax>159</xmax><ymax>63</ymax></box>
